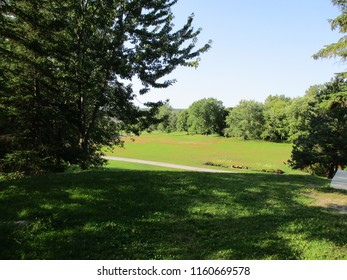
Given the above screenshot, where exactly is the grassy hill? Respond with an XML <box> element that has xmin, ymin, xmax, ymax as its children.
<box><xmin>1</xmin><ymin>133</ymin><xmax>347</xmax><ymax>260</ymax></box>
<box><xmin>1</xmin><ymin>166</ymin><xmax>347</xmax><ymax>259</ymax></box>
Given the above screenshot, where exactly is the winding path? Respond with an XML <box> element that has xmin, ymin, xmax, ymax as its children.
<box><xmin>103</xmin><ymin>156</ymin><xmax>233</xmax><ymax>173</ymax></box>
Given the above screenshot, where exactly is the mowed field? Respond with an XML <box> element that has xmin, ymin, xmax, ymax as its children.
<box><xmin>1</xmin><ymin>133</ymin><xmax>347</xmax><ymax>260</ymax></box>
<box><xmin>106</xmin><ymin>132</ymin><xmax>297</xmax><ymax>174</ymax></box>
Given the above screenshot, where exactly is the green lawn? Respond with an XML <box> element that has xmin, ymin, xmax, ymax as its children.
<box><xmin>1</xmin><ymin>133</ymin><xmax>347</xmax><ymax>260</ymax></box>
<box><xmin>106</xmin><ymin>132</ymin><xmax>297</xmax><ymax>174</ymax></box>
<box><xmin>1</xmin><ymin>167</ymin><xmax>347</xmax><ymax>260</ymax></box>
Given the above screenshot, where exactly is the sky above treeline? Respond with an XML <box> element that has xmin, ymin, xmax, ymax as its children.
<box><xmin>134</xmin><ymin>0</ymin><xmax>344</xmax><ymax>109</ymax></box>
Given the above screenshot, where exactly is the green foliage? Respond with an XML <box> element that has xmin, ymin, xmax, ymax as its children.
<box><xmin>187</xmin><ymin>98</ymin><xmax>226</xmax><ymax>135</ymax></box>
<box><xmin>262</xmin><ymin>95</ymin><xmax>292</xmax><ymax>142</ymax></box>
<box><xmin>0</xmin><ymin>0</ymin><xmax>211</xmax><ymax>173</ymax></box>
<box><xmin>150</xmin><ymin>103</ymin><xmax>179</xmax><ymax>133</ymax></box>
<box><xmin>289</xmin><ymin>76</ymin><xmax>347</xmax><ymax>178</ymax></box>
<box><xmin>287</xmin><ymin>85</ymin><xmax>322</xmax><ymax>142</ymax></box>
<box><xmin>0</xmin><ymin>150</ymin><xmax>66</xmax><ymax>176</ymax></box>
<box><xmin>291</xmin><ymin>1</ymin><xmax>347</xmax><ymax>178</ymax></box>
<box><xmin>225</xmin><ymin>100</ymin><xmax>264</xmax><ymax>139</ymax></box>
<box><xmin>176</xmin><ymin>109</ymin><xmax>189</xmax><ymax>132</ymax></box>
<box><xmin>313</xmin><ymin>0</ymin><xmax>347</xmax><ymax>63</ymax></box>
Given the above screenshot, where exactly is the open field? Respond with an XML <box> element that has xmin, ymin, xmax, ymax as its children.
<box><xmin>1</xmin><ymin>133</ymin><xmax>347</xmax><ymax>260</ymax></box>
<box><xmin>1</xmin><ymin>166</ymin><xmax>347</xmax><ymax>260</ymax></box>
<box><xmin>105</xmin><ymin>132</ymin><xmax>298</xmax><ymax>174</ymax></box>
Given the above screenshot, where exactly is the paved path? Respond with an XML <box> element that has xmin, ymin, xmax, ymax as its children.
<box><xmin>103</xmin><ymin>156</ymin><xmax>233</xmax><ymax>173</ymax></box>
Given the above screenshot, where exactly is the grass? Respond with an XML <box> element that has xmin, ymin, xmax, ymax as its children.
<box><xmin>105</xmin><ymin>132</ymin><xmax>297</xmax><ymax>174</ymax></box>
<box><xmin>1</xmin><ymin>133</ymin><xmax>346</xmax><ymax>260</ymax></box>
<box><xmin>1</xmin><ymin>166</ymin><xmax>347</xmax><ymax>260</ymax></box>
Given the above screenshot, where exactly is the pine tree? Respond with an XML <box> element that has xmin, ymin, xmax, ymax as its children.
<box><xmin>313</xmin><ymin>0</ymin><xmax>347</xmax><ymax>64</ymax></box>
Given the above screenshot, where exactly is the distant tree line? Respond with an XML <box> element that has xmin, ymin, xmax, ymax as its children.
<box><xmin>151</xmin><ymin>86</ymin><xmax>320</xmax><ymax>143</ymax></box>
<box><xmin>152</xmin><ymin>77</ymin><xmax>347</xmax><ymax>178</ymax></box>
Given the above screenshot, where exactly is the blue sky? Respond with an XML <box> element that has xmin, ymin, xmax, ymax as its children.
<box><xmin>135</xmin><ymin>0</ymin><xmax>344</xmax><ymax>109</ymax></box>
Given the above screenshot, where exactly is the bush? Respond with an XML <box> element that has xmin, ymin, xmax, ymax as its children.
<box><xmin>0</xmin><ymin>150</ymin><xmax>66</xmax><ymax>175</ymax></box>
<box><xmin>302</xmin><ymin>163</ymin><xmax>328</xmax><ymax>177</ymax></box>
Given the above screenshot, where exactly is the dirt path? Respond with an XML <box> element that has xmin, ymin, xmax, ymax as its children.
<box><xmin>103</xmin><ymin>156</ymin><xmax>233</xmax><ymax>173</ymax></box>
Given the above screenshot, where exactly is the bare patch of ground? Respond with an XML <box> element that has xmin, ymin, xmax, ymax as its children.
<box><xmin>307</xmin><ymin>190</ymin><xmax>347</xmax><ymax>214</ymax></box>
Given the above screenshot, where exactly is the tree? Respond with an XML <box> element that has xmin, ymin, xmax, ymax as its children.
<box><xmin>0</xmin><ymin>0</ymin><xmax>75</xmax><ymax>173</ymax></box>
<box><xmin>0</xmin><ymin>0</ymin><xmax>211</xmax><ymax>172</ymax></box>
<box><xmin>225</xmin><ymin>100</ymin><xmax>264</xmax><ymax>139</ymax></box>
<box><xmin>292</xmin><ymin>0</ymin><xmax>347</xmax><ymax>178</ymax></box>
<box><xmin>287</xmin><ymin>85</ymin><xmax>323</xmax><ymax>142</ymax></box>
<box><xmin>176</xmin><ymin>109</ymin><xmax>189</xmax><ymax>132</ymax></box>
<box><xmin>187</xmin><ymin>98</ymin><xmax>225</xmax><ymax>135</ymax></box>
<box><xmin>166</xmin><ymin>109</ymin><xmax>179</xmax><ymax>133</ymax></box>
<box><xmin>151</xmin><ymin>103</ymin><xmax>178</xmax><ymax>133</ymax></box>
<box><xmin>289</xmin><ymin>76</ymin><xmax>347</xmax><ymax>178</ymax></box>
<box><xmin>262</xmin><ymin>95</ymin><xmax>291</xmax><ymax>142</ymax></box>
<box><xmin>313</xmin><ymin>0</ymin><xmax>347</xmax><ymax>64</ymax></box>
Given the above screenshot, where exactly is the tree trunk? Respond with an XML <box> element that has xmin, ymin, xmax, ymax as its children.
<box><xmin>79</xmin><ymin>136</ymin><xmax>89</xmax><ymax>170</ymax></box>
<box><xmin>327</xmin><ymin>163</ymin><xmax>338</xmax><ymax>179</ymax></box>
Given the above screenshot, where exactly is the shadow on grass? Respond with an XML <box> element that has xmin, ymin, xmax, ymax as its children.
<box><xmin>0</xmin><ymin>169</ymin><xmax>346</xmax><ymax>260</ymax></box>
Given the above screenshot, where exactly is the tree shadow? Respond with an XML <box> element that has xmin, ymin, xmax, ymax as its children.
<box><xmin>0</xmin><ymin>170</ymin><xmax>346</xmax><ymax>259</ymax></box>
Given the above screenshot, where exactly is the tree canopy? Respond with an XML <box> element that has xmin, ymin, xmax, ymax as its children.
<box><xmin>261</xmin><ymin>95</ymin><xmax>291</xmax><ymax>142</ymax></box>
<box><xmin>187</xmin><ymin>98</ymin><xmax>226</xmax><ymax>135</ymax></box>
<box><xmin>0</xmin><ymin>0</ymin><xmax>211</xmax><ymax>173</ymax></box>
<box><xmin>313</xmin><ymin>0</ymin><xmax>347</xmax><ymax>65</ymax></box>
<box><xmin>289</xmin><ymin>76</ymin><xmax>347</xmax><ymax>178</ymax></box>
<box><xmin>176</xmin><ymin>109</ymin><xmax>189</xmax><ymax>132</ymax></box>
<box><xmin>225</xmin><ymin>100</ymin><xmax>264</xmax><ymax>140</ymax></box>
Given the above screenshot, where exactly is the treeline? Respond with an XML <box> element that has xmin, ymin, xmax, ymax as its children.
<box><xmin>151</xmin><ymin>76</ymin><xmax>347</xmax><ymax>179</ymax></box>
<box><xmin>151</xmin><ymin>84</ymin><xmax>320</xmax><ymax>143</ymax></box>
<box><xmin>149</xmin><ymin>97</ymin><xmax>226</xmax><ymax>135</ymax></box>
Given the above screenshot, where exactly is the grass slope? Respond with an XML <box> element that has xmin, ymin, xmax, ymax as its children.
<box><xmin>106</xmin><ymin>132</ymin><xmax>296</xmax><ymax>174</ymax></box>
<box><xmin>1</xmin><ymin>168</ymin><xmax>347</xmax><ymax>260</ymax></box>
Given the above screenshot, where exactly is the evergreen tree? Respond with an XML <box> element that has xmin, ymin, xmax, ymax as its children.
<box><xmin>313</xmin><ymin>0</ymin><xmax>347</xmax><ymax>64</ymax></box>
<box><xmin>0</xmin><ymin>0</ymin><xmax>211</xmax><ymax>172</ymax></box>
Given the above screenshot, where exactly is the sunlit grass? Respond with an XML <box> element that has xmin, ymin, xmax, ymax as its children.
<box><xmin>106</xmin><ymin>132</ymin><xmax>298</xmax><ymax>174</ymax></box>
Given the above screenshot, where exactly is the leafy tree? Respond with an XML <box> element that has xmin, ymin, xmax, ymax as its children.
<box><xmin>176</xmin><ymin>109</ymin><xmax>189</xmax><ymax>132</ymax></box>
<box><xmin>293</xmin><ymin>0</ymin><xmax>347</xmax><ymax>178</ymax></box>
<box><xmin>152</xmin><ymin>103</ymin><xmax>178</xmax><ymax>133</ymax></box>
<box><xmin>262</xmin><ymin>95</ymin><xmax>291</xmax><ymax>142</ymax></box>
<box><xmin>287</xmin><ymin>85</ymin><xmax>323</xmax><ymax>142</ymax></box>
<box><xmin>187</xmin><ymin>98</ymin><xmax>225</xmax><ymax>135</ymax></box>
<box><xmin>289</xmin><ymin>76</ymin><xmax>347</xmax><ymax>178</ymax></box>
<box><xmin>166</xmin><ymin>110</ymin><xmax>179</xmax><ymax>133</ymax></box>
<box><xmin>0</xmin><ymin>0</ymin><xmax>211</xmax><ymax>172</ymax></box>
<box><xmin>225</xmin><ymin>100</ymin><xmax>264</xmax><ymax>139</ymax></box>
